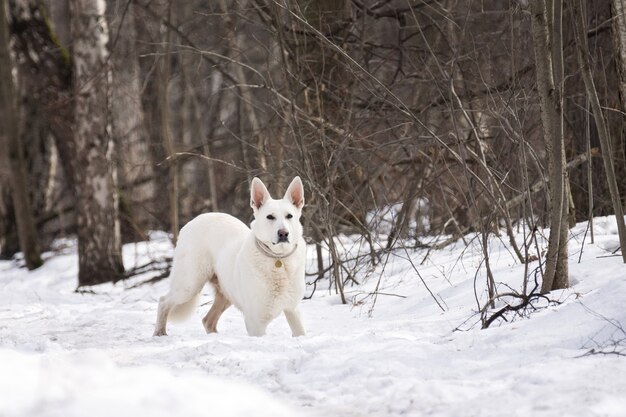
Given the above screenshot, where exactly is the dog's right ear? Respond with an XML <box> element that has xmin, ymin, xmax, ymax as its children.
<box><xmin>250</xmin><ymin>177</ymin><xmax>271</xmax><ymax>210</ymax></box>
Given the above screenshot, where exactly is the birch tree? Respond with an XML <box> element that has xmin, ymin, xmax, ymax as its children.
<box><xmin>70</xmin><ymin>0</ymin><xmax>124</xmax><ymax>285</ymax></box>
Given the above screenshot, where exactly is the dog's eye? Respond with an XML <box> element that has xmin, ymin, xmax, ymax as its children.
<box><xmin>286</xmin><ymin>213</ymin><xmax>293</xmax><ymax>219</ymax></box>
<box><xmin>266</xmin><ymin>214</ymin><xmax>275</xmax><ymax>220</ymax></box>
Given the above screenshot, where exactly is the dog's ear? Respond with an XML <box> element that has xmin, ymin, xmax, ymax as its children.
<box><xmin>284</xmin><ymin>176</ymin><xmax>305</xmax><ymax>210</ymax></box>
<box><xmin>251</xmin><ymin>177</ymin><xmax>271</xmax><ymax>210</ymax></box>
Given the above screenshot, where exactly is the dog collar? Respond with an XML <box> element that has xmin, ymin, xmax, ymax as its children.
<box><xmin>255</xmin><ymin>238</ymin><xmax>298</xmax><ymax>260</ymax></box>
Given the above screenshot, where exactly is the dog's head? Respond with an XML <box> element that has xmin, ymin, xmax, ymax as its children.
<box><xmin>250</xmin><ymin>176</ymin><xmax>304</xmax><ymax>252</ymax></box>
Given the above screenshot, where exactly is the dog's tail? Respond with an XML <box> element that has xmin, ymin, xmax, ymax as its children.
<box><xmin>168</xmin><ymin>294</ymin><xmax>200</xmax><ymax>322</ymax></box>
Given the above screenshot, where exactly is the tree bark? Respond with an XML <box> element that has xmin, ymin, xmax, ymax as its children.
<box><xmin>8</xmin><ymin>0</ymin><xmax>76</xmax><ymax>190</ymax></box>
<box><xmin>135</xmin><ymin>0</ymin><xmax>179</xmax><ymax>243</ymax></box>
<box><xmin>573</xmin><ymin>0</ymin><xmax>626</xmax><ymax>263</ymax></box>
<box><xmin>0</xmin><ymin>0</ymin><xmax>42</xmax><ymax>269</ymax></box>
<box><xmin>549</xmin><ymin>0</ymin><xmax>570</xmax><ymax>289</ymax></box>
<box><xmin>70</xmin><ymin>0</ymin><xmax>124</xmax><ymax>285</ymax></box>
<box><xmin>218</xmin><ymin>0</ymin><xmax>267</xmax><ymax>175</ymax></box>
<box><xmin>202</xmin><ymin>71</ymin><xmax>223</xmax><ymax>213</ymax></box>
<box><xmin>106</xmin><ymin>0</ymin><xmax>152</xmax><ymax>241</ymax></box>
<box><xmin>612</xmin><ymin>0</ymin><xmax>626</xmax><ymax>209</ymax></box>
<box><xmin>159</xmin><ymin>0</ymin><xmax>179</xmax><ymax>244</ymax></box>
<box><xmin>530</xmin><ymin>0</ymin><xmax>569</xmax><ymax>292</ymax></box>
<box><xmin>614</xmin><ymin>0</ymin><xmax>626</xmax><ymax>106</ymax></box>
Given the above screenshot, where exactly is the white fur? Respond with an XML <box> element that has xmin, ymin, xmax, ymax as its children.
<box><xmin>154</xmin><ymin>177</ymin><xmax>306</xmax><ymax>337</ymax></box>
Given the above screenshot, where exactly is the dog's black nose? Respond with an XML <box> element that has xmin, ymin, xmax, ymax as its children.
<box><xmin>277</xmin><ymin>229</ymin><xmax>289</xmax><ymax>242</ymax></box>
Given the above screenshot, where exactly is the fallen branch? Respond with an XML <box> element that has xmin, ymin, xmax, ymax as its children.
<box><xmin>480</xmin><ymin>266</ymin><xmax>562</xmax><ymax>329</ymax></box>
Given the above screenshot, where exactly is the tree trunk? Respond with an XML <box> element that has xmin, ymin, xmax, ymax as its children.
<box><xmin>135</xmin><ymin>0</ymin><xmax>179</xmax><ymax>243</ymax></box>
<box><xmin>106</xmin><ymin>0</ymin><xmax>152</xmax><ymax>242</ymax></box>
<box><xmin>8</xmin><ymin>1</ymin><xmax>76</xmax><ymax>191</ymax></box>
<box><xmin>530</xmin><ymin>0</ymin><xmax>569</xmax><ymax>292</ymax></box>
<box><xmin>612</xmin><ymin>0</ymin><xmax>626</xmax><ymax>196</ymax></box>
<box><xmin>549</xmin><ymin>0</ymin><xmax>570</xmax><ymax>289</ymax></box>
<box><xmin>0</xmin><ymin>0</ymin><xmax>42</xmax><ymax>269</ymax></box>
<box><xmin>614</xmin><ymin>0</ymin><xmax>626</xmax><ymax>108</ymax></box>
<box><xmin>159</xmin><ymin>0</ymin><xmax>179</xmax><ymax>244</ymax></box>
<box><xmin>573</xmin><ymin>0</ymin><xmax>626</xmax><ymax>263</ymax></box>
<box><xmin>70</xmin><ymin>0</ymin><xmax>124</xmax><ymax>285</ymax></box>
<box><xmin>218</xmin><ymin>0</ymin><xmax>267</xmax><ymax>175</ymax></box>
<box><xmin>203</xmin><ymin>71</ymin><xmax>223</xmax><ymax>212</ymax></box>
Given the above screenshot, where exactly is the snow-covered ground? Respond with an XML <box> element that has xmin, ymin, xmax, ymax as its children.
<box><xmin>1</xmin><ymin>217</ymin><xmax>625</xmax><ymax>417</ymax></box>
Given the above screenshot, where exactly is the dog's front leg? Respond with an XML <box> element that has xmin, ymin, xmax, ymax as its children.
<box><xmin>284</xmin><ymin>308</ymin><xmax>305</xmax><ymax>337</ymax></box>
<box><xmin>244</xmin><ymin>316</ymin><xmax>268</xmax><ymax>337</ymax></box>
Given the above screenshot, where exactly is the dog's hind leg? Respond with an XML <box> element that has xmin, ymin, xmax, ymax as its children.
<box><xmin>202</xmin><ymin>277</ymin><xmax>231</xmax><ymax>333</ymax></box>
<box><xmin>153</xmin><ymin>255</ymin><xmax>211</xmax><ymax>337</ymax></box>
<box><xmin>202</xmin><ymin>291</ymin><xmax>231</xmax><ymax>333</ymax></box>
<box><xmin>154</xmin><ymin>295</ymin><xmax>174</xmax><ymax>336</ymax></box>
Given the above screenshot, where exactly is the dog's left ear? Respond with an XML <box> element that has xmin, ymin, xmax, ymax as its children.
<box><xmin>284</xmin><ymin>176</ymin><xmax>305</xmax><ymax>210</ymax></box>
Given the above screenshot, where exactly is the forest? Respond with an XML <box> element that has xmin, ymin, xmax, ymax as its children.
<box><xmin>2</xmin><ymin>1</ymin><xmax>626</xmax><ymax>416</ymax></box>
<box><xmin>1</xmin><ymin>0</ymin><xmax>626</xmax><ymax>301</ymax></box>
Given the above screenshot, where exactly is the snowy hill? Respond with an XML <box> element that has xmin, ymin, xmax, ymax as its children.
<box><xmin>1</xmin><ymin>218</ymin><xmax>625</xmax><ymax>417</ymax></box>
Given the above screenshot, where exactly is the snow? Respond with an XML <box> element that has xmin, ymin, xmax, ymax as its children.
<box><xmin>1</xmin><ymin>219</ymin><xmax>626</xmax><ymax>417</ymax></box>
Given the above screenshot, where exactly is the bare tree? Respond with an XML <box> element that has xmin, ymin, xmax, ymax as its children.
<box><xmin>70</xmin><ymin>0</ymin><xmax>124</xmax><ymax>285</ymax></box>
<box><xmin>573</xmin><ymin>0</ymin><xmax>626</xmax><ymax>263</ymax></box>
<box><xmin>106</xmin><ymin>0</ymin><xmax>153</xmax><ymax>242</ymax></box>
<box><xmin>218</xmin><ymin>0</ymin><xmax>267</xmax><ymax>174</ymax></box>
<box><xmin>530</xmin><ymin>0</ymin><xmax>568</xmax><ymax>292</ymax></box>
<box><xmin>0</xmin><ymin>0</ymin><xmax>42</xmax><ymax>269</ymax></box>
<box><xmin>612</xmin><ymin>0</ymin><xmax>626</xmax><ymax>195</ymax></box>
<box><xmin>614</xmin><ymin>0</ymin><xmax>626</xmax><ymax>111</ymax></box>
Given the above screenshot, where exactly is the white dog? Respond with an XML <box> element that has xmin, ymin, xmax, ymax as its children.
<box><xmin>153</xmin><ymin>176</ymin><xmax>306</xmax><ymax>337</ymax></box>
